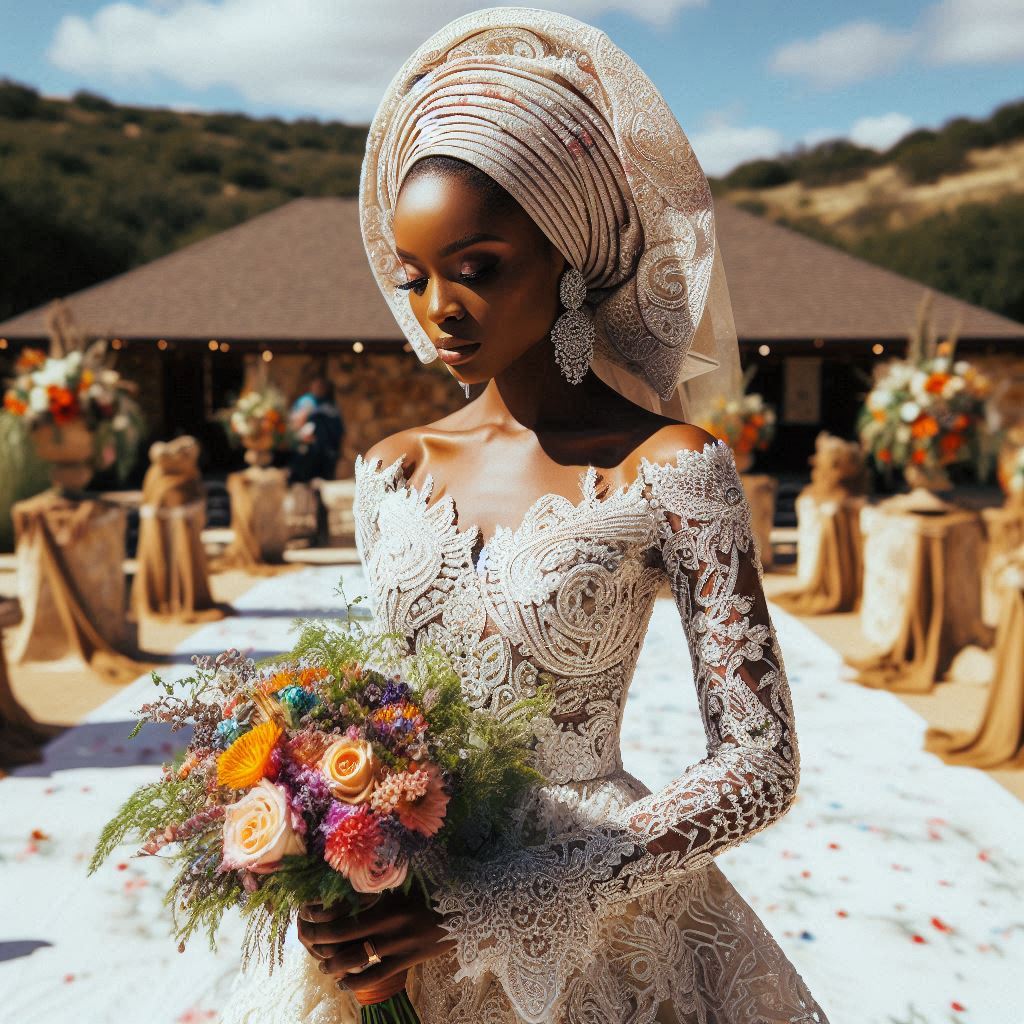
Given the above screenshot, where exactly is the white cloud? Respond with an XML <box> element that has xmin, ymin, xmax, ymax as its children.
<box><xmin>849</xmin><ymin>112</ymin><xmax>916</xmax><ymax>150</ymax></box>
<box><xmin>688</xmin><ymin>113</ymin><xmax>784</xmax><ymax>177</ymax></box>
<box><xmin>46</xmin><ymin>0</ymin><xmax>705</xmax><ymax>120</ymax></box>
<box><xmin>924</xmin><ymin>0</ymin><xmax>1024</xmax><ymax>64</ymax></box>
<box><xmin>769</xmin><ymin>20</ymin><xmax>917</xmax><ymax>88</ymax></box>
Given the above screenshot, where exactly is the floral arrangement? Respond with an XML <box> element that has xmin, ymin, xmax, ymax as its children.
<box><xmin>998</xmin><ymin>443</ymin><xmax>1024</xmax><ymax>499</ymax></box>
<box><xmin>224</xmin><ymin>387</ymin><xmax>291</xmax><ymax>452</ymax></box>
<box><xmin>858</xmin><ymin>296</ymin><xmax>994</xmax><ymax>490</ymax></box>
<box><xmin>2</xmin><ymin>344</ymin><xmax>143</xmax><ymax>478</ymax></box>
<box><xmin>858</xmin><ymin>354</ymin><xmax>992</xmax><ymax>485</ymax></box>
<box><xmin>90</xmin><ymin>609</ymin><xmax>549</xmax><ymax>1022</ymax></box>
<box><xmin>700</xmin><ymin>391</ymin><xmax>775</xmax><ymax>470</ymax></box>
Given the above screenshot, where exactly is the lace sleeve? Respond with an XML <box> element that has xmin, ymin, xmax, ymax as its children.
<box><xmin>430</xmin><ymin>442</ymin><xmax>801</xmax><ymax>1023</ymax></box>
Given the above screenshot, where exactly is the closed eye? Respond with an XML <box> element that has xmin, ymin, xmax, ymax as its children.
<box><xmin>395</xmin><ymin>265</ymin><xmax>494</xmax><ymax>296</ymax></box>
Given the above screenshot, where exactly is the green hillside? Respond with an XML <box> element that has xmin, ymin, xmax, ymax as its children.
<box><xmin>2</xmin><ymin>79</ymin><xmax>1022</xmax><ymax>326</ymax></box>
<box><xmin>0</xmin><ymin>81</ymin><xmax>366</xmax><ymax>322</ymax></box>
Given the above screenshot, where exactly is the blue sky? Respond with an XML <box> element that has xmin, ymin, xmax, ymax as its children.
<box><xmin>1</xmin><ymin>0</ymin><xmax>1022</xmax><ymax>175</ymax></box>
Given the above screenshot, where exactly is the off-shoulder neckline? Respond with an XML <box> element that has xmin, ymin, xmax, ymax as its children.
<box><xmin>355</xmin><ymin>438</ymin><xmax>733</xmax><ymax>556</ymax></box>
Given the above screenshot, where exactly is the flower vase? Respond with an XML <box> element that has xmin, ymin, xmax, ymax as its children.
<box><xmin>242</xmin><ymin>435</ymin><xmax>274</xmax><ymax>469</ymax></box>
<box><xmin>30</xmin><ymin>420</ymin><xmax>95</xmax><ymax>493</ymax></box>
<box><xmin>899</xmin><ymin>463</ymin><xmax>954</xmax><ymax>514</ymax></box>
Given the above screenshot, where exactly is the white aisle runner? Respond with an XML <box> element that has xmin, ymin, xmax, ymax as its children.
<box><xmin>1</xmin><ymin>566</ymin><xmax>1021</xmax><ymax>1024</ymax></box>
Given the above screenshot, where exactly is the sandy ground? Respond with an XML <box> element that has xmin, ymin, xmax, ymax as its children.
<box><xmin>3</xmin><ymin>561</ymin><xmax>1021</xmax><ymax>802</ymax></box>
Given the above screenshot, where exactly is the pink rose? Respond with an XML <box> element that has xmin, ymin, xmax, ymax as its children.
<box><xmin>348</xmin><ymin>850</ymin><xmax>408</xmax><ymax>894</ymax></box>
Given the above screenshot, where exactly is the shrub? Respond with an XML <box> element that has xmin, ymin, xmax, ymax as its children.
<box><xmin>225</xmin><ymin>160</ymin><xmax>272</xmax><ymax>190</ymax></box>
<box><xmin>73</xmin><ymin>89</ymin><xmax>115</xmax><ymax>112</ymax></box>
<box><xmin>724</xmin><ymin>159</ymin><xmax>793</xmax><ymax>190</ymax></box>
<box><xmin>0</xmin><ymin>79</ymin><xmax>40</xmax><ymax>119</ymax></box>
<box><xmin>894</xmin><ymin>136</ymin><xmax>969</xmax><ymax>184</ymax></box>
<box><xmin>170</xmin><ymin>144</ymin><xmax>223</xmax><ymax>174</ymax></box>
<box><xmin>991</xmin><ymin>100</ymin><xmax>1024</xmax><ymax>144</ymax></box>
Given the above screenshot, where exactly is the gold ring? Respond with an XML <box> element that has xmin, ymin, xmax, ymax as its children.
<box><xmin>362</xmin><ymin>939</ymin><xmax>382</xmax><ymax>969</ymax></box>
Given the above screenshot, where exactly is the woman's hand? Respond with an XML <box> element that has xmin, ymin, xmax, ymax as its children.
<box><xmin>297</xmin><ymin>891</ymin><xmax>454</xmax><ymax>998</ymax></box>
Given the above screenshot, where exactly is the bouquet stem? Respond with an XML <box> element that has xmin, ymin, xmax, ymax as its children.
<box><xmin>351</xmin><ymin>969</ymin><xmax>419</xmax><ymax>1023</ymax></box>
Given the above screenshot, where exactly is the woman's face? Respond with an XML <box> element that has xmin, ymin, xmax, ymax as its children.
<box><xmin>391</xmin><ymin>168</ymin><xmax>565</xmax><ymax>386</ymax></box>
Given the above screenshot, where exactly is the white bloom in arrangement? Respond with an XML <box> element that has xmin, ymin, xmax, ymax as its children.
<box><xmin>942</xmin><ymin>376</ymin><xmax>964</xmax><ymax>399</ymax></box>
<box><xmin>29</xmin><ymin>388</ymin><xmax>49</xmax><ymax>413</ymax></box>
<box><xmin>897</xmin><ymin>425</ymin><xmax>911</xmax><ymax>443</ymax></box>
<box><xmin>900</xmin><ymin>401</ymin><xmax>921</xmax><ymax>423</ymax></box>
<box><xmin>954</xmin><ymin>360</ymin><xmax>969</xmax><ymax>375</ymax></box>
<box><xmin>112</xmin><ymin>414</ymin><xmax>130</xmax><ymax>431</ymax></box>
<box><xmin>867</xmin><ymin>389</ymin><xmax>892</xmax><ymax>411</ymax></box>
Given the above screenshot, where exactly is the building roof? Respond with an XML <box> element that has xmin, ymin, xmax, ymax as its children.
<box><xmin>0</xmin><ymin>195</ymin><xmax>1021</xmax><ymax>345</ymax></box>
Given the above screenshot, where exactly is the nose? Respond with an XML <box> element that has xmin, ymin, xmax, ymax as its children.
<box><xmin>425</xmin><ymin>279</ymin><xmax>465</xmax><ymax>327</ymax></box>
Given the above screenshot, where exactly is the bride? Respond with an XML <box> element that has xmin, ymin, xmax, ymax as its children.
<box><xmin>223</xmin><ymin>8</ymin><xmax>830</xmax><ymax>1023</ymax></box>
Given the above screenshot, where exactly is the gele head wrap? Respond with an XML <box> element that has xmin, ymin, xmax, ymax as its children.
<box><xmin>359</xmin><ymin>7</ymin><xmax>741</xmax><ymax>420</ymax></box>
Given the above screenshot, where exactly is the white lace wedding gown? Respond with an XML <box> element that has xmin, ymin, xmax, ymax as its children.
<box><xmin>220</xmin><ymin>440</ymin><xmax>830</xmax><ymax>1024</ymax></box>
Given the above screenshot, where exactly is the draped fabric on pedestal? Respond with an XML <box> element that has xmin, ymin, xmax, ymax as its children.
<box><xmin>359</xmin><ymin>6</ymin><xmax>743</xmax><ymax>422</ymax></box>
<box><xmin>10</xmin><ymin>492</ymin><xmax>142</xmax><ymax>685</ymax></box>
<box><xmin>132</xmin><ymin>440</ymin><xmax>224</xmax><ymax>622</ymax></box>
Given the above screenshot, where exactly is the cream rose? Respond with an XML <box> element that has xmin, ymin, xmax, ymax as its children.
<box><xmin>348</xmin><ymin>852</ymin><xmax>408</xmax><ymax>894</ymax></box>
<box><xmin>320</xmin><ymin>738</ymin><xmax>377</xmax><ymax>804</ymax></box>
<box><xmin>222</xmin><ymin>779</ymin><xmax>306</xmax><ymax>874</ymax></box>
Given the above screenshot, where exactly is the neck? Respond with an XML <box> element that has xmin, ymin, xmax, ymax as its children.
<box><xmin>473</xmin><ymin>335</ymin><xmax>620</xmax><ymax>433</ymax></box>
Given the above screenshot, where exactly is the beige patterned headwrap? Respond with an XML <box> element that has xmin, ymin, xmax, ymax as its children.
<box><xmin>359</xmin><ymin>7</ymin><xmax>741</xmax><ymax>419</ymax></box>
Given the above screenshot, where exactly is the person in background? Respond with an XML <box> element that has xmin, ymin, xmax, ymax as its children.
<box><xmin>288</xmin><ymin>376</ymin><xmax>344</xmax><ymax>484</ymax></box>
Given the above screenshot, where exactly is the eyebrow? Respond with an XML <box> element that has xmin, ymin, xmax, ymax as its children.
<box><xmin>395</xmin><ymin>232</ymin><xmax>505</xmax><ymax>260</ymax></box>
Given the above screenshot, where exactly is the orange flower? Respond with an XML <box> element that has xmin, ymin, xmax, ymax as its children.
<box><xmin>3</xmin><ymin>392</ymin><xmax>27</xmax><ymax>416</ymax></box>
<box><xmin>911</xmin><ymin>449</ymin><xmax>927</xmax><ymax>465</ymax></box>
<box><xmin>77</xmin><ymin>369</ymin><xmax>94</xmax><ymax>392</ymax></box>
<box><xmin>952</xmin><ymin>414</ymin><xmax>970</xmax><ymax>432</ymax></box>
<box><xmin>877</xmin><ymin>448</ymin><xmax>892</xmax><ymax>464</ymax></box>
<box><xmin>872</xmin><ymin>408</ymin><xmax>887</xmax><ymax>422</ymax></box>
<box><xmin>15</xmin><ymin>348</ymin><xmax>46</xmax><ymax>372</ymax></box>
<box><xmin>297</xmin><ymin>666</ymin><xmax>329</xmax><ymax>689</ymax></box>
<box><xmin>261</xmin><ymin>669</ymin><xmax>296</xmax><ymax>695</ymax></box>
<box><xmin>47</xmin><ymin>386</ymin><xmax>79</xmax><ymax>425</ymax></box>
<box><xmin>940</xmin><ymin>433</ymin><xmax>963</xmax><ymax>456</ymax></box>
<box><xmin>911</xmin><ymin>416</ymin><xmax>939</xmax><ymax>439</ymax></box>
<box><xmin>924</xmin><ymin>372</ymin><xmax>950</xmax><ymax>395</ymax></box>
<box><xmin>217</xmin><ymin>721</ymin><xmax>282</xmax><ymax>790</ymax></box>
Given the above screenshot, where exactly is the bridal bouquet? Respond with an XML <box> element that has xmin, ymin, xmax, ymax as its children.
<box><xmin>90</xmin><ymin>612</ymin><xmax>549</xmax><ymax>1022</ymax></box>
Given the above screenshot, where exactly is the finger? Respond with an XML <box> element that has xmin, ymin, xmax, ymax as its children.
<box><xmin>343</xmin><ymin>948</ymin><xmax>418</xmax><ymax>990</ymax></box>
<box><xmin>301</xmin><ymin>910</ymin><xmax>407</xmax><ymax>947</ymax></box>
<box><xmin>318</xmin><ymin>934</ymin><xmax>408</xmax><ymax>981</ymax></box>
<box><xmin>299</xmin><ymin>904</ymin><xmax>339</xmax><ymax>924</ymax></box>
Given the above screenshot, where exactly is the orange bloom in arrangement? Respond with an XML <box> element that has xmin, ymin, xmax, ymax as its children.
<box><xmin>47</xmin><ymin>386</ymin><xmax>79</xmax><ymax>424</ymax></box>
<box><xmin>261</xmin><ymin>669</ymin><xmax>296</xmax><ymax>695</ymax></box>
<box><xmin>872</xmin><ymin>408</ymin><xmax>887</xmax><ymax>422</ymax></box>
<box><xmin>877</xmin><ymin>448</ymin><xmax>892</xmax><ymax>464</ymax></box>
<box><xmin>217</xmin><ymin>721</ymin><xmax>282</xmax><ymax>790</ymax></box>
<box><xmin>3</xmin><ymin>392</ymin><xmax>27</xmax><ymax>416</ymax></box>
<box><xmin>952</xmin><ymin>414</ymin><xmax>970</xmax><ymax>432</ymax></box>
<box><xmin>77</xmin><ymin>369</ymin><xmax>95</xmax><ymax>392</ymax></box>
<box><xmin>15</xmin><ymin>348</ymin><xmax>47</xmax><ymax>373</ymax></box>
<box><xmin>297</xmin><ymin>665</ymin><xmax>329</xmax><ymax>689</ymax></box>
<box><xmin>911</xmin><ymin>416</ymin><xmax>939</xmax><ymax>439</ymax></box>
<box><xmin>940</xmin><ymin>433</ymin><xmax>963</xmax><ymax>457</ymax></box>
<box><xmin>911</xmin><ymin>449</ymin><xmax>927</xmax><ymax>465</ymax></box>
<box><xmin>924</xmin><ymin>373</ymin><xmax>950</xmax><ymax>395</ymax></box>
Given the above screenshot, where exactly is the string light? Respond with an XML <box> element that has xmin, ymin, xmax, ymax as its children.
<box><xmin>758</xmin><ymin>344</ymin><xmax>771</xmax><ymax>357</ymax></box>
<box><xmin>219</xmin><ymin>341</ymin><xmax>230</xmax><ymax>353</ymax></box>
<box><xmin>208</xmin><ymin>339</ymin><xmax>219</xmax><ymax>351</ymax></box>
<box><xmin>352</xmin><ymin>341</ymin><xmax>364</xmax><ymax>354</ymax></box>
<box><xmin>0</xmin><ymin>338</ymin><xmax>7</xmax><ymax>349</ymax></box>
<box><xmin>402</xmin><ymin>342</ymin><xmax>412</xmax><ymax>353</ymax></box>
<box><xmin>262</xmin><ymin>350</ymin><xmax>273</xmax><ymax>363</ymax></box>
<box><xmin>157</xmin><ymin>339</ymin><xmax>168</xmax><ymax>351</ymax></box>
<box><xmin>872</xmin><ymin>343</ymin><xmax>884</xmax><ymax>356</ymax></box>
<box><xmin>111</xmin><ymin>338</ymin><xmax>123</xmax><ymax>350</ymax></box>
<box><xmin>813</xmin><ymin>338</ymin><xmax>825</xmax><ymax>349</ymax></box>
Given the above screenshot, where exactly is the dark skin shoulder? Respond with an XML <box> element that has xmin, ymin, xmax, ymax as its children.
<box><xmin>365</xmin><ymin>409</ymin><xmax>717</xmax><ymax>542</ymax></box>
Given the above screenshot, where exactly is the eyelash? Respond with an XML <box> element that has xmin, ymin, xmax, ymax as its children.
<box><xmin>395</xmin><ymin>265</ymin><xmax>493</xmax><ymax>296</ymax></box>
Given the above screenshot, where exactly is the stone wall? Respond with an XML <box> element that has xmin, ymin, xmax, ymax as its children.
<box><xmin>244</xmin><ymin>348</ymin><xmax>464</xmax><ymax>477</ymax></box>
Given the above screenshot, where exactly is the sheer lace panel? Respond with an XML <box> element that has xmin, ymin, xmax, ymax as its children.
<box><xmin>351</xmin><ymin>441</ymin><xmax>810</xmax><ymax>1024</ymax></box>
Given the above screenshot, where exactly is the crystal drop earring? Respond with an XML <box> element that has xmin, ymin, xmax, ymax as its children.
<box><xmin>552</xmin><ymin>265</ymin><xmax>593</xmax><ymax>386</ymax></box>
<box><xmin>462</xmin><ymin>382</ymin><xmax>471</xmax><ymax>398</ymax></box>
